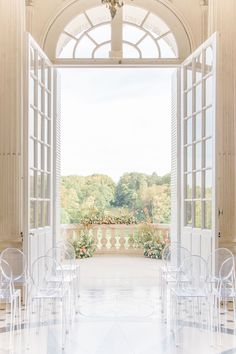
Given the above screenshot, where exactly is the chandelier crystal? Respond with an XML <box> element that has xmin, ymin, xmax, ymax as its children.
<box><xmin>101</xmin><ymin>0</ymin><xmax>125</xmax><ymax>19</ymax></box>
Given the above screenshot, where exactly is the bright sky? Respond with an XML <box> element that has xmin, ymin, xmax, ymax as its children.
<box><xmin>60</xmin><ymin>68</ymin><xmax>174</xmax><ymax>182</ymax></box>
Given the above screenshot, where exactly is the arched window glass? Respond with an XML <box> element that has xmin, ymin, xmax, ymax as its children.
<box><xmin>56</xmin><ymin>5</ymin><xmax>178</xmax><ymax>60</ymax></box>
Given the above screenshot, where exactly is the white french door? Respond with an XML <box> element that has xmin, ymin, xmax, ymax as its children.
<box><xmin>24</xmin><ymin>35</ymin><xmax>57</xmax><ymax>270</ymax></box>
<box><xmin>180</xmin><ymin>33</ymin><xmax>217</xmax><ymax>260</ymax></box>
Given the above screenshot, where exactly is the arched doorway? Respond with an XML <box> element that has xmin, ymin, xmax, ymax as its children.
<box><xmin>24</xmin><ymin>1</ymin><xmax>217</xmax><ymax>272</ymax></box>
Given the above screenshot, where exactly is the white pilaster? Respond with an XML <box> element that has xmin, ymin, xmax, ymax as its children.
<box><xmin>208</xmin><ymin>0</ymin><xmax>236</xmax><ymax>250</ymax></box>
<box><xmin>26</xmin><ymin>0</ymin><xmax>34</xmax><ymax>33</ymax></box>
<box><xmin>0</xmin><ymin>0</ymin><xmax>25</xmax><ymax>249</ymax></box>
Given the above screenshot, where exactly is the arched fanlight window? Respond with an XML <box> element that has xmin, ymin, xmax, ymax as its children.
<box><xmin>56</xmin><ymin>5</ymin><xmax>178</xmax><ymax>60</ymax></box>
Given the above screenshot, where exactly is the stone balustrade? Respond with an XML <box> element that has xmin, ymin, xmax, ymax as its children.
<box><xmin>61</xmin><ymin>223</ymin><xmax>170</xmax><ymax>255</ymax></box>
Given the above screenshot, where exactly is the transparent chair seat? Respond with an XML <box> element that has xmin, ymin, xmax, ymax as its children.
<box><xmin>48</xmin><ymin>273</ymin><xmax>76</xmax><ymax>283</ymax></box>
<box><xmin>172</xmin><ymin>287</ymin><xmax>208</xmax><ymax>298</ymax></box>
<box><xmin>0</xmin><ymin>288</ymin><xmax>21</xmax><ymax>299</ymax></box>
<box><xmin>33</xmin><ymin>288</ymin><xmax>68</xmax><ymax>299</ymax></box>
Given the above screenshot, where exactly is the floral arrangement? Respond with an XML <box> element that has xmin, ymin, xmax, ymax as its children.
<box><xmin>143</xmin><ymin>240</ymin><xmax>167</xmax><ymax>259</ymax></box>
<box><xmin>130</xmin><ymin>223</ymin><xmax>169</xmax><ymax>259</ymax></box>
<box><xmin>72</xmin><ymin>228</ymin><xmax>96</xmax><ymax>259</ymax></box>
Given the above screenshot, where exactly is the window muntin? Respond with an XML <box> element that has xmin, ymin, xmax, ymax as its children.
<box><xmin>183</xmin><ymin>46</ymin><xmax>214</xmax><ymax>230</ymax></box>
<box><xmin>29</xmin><ymin>47</ymin><xmax>52</xmax><ymax>229</ymax></box>
<box><xmin>56</xmin><ymin>5</ymin><xmax>178</xmax><ymax>60</ymax></box>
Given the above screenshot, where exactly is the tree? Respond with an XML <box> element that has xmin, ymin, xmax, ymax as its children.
<box><xmin>61</xmin><ymin>172</ymin><xmax>171</xmax><ymax>224</ymax></box>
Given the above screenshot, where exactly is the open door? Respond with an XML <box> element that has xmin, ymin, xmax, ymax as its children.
<box><xmin>23</xmin><ymin>34</ymin><xmax>59</xmax><ymax>271</ymax></box>
<box><xmin>180</xmin><ymin>33</ymin><xmax>218</xmax><ymax>260</ymax></box>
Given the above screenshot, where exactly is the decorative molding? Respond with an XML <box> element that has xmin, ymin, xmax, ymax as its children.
<box><xmin>25</xmin><ymin>0</ymin><xmax>33</xmax><ymax>6</ymax></box>
<box><xmin>200</xmin><ymin>0</ymin><xmax>208</xmax><ymax>6</ymax></box>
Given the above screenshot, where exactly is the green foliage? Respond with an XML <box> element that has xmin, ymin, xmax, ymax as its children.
<box><xmin>61</xmin><ymin>174</ymin><xmax>116</xmax><ymax>224</ymax></box>
<box><xmin>61</xmin><ymin>172</ymin><xmax>171</xmax><ymax>225</ymax></box>
<box><xmin>114</xmin><ymin>172</ymin><xmax>171</xmax><ymax>223</ymax></box>
<box><xmin>81</xmin><ymin>211</ymin><xmax>138</xmax><ymax>226</ymax></box>
<box><xmin>130</xmin><ymin>223</ymin><xmax>169</xmax><ymax>259</ymax></box>
<box><xmin>143</xmin><ymin>241</ymin><xmax>166</xmax><ymax>259</ymax></box>
<box><xmin>72</xmin><ymin>228</ymin><xmax>96</xmax><ymax>259</ymax></box>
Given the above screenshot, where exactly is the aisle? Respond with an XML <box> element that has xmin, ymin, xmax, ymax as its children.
<box><xmin>0</xmin><ymin>256</ymin><xmax>236</xmax><ymax>353</ymax></box>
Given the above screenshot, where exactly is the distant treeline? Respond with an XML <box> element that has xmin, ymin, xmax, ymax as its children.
<box><xmin>61</xmin><ymin>172</ymin><xmax>171</xmax><ymax>224</ymax></box>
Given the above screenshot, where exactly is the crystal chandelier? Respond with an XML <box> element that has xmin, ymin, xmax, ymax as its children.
<box><xmin>101</xmin><ymin>0</ymin><xmax>127</xmax><ymax>19</ymax></box>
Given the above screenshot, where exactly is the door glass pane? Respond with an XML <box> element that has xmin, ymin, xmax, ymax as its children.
<box><xmin>37</xmin><ymin>114</ymin><xmax>42</xmax><ymax>140</ymax></box>
<box><xmin>205</xmin><ymin>139</ymin><xmax>212</xmax><ymax>167</ymax></box>
<box><xmin>29</xmin><ymin>108</ymin><xmax>35</xmax><ymax>137</ymax></box>
<box><xmin>185</xmin><ymin>201</ymin><xmax>192</xmax><ymax>226</ymax></box>
<box><xmin>30</xmin><ymin>201</ymin><xmax>36</xmax><ymax>229</ymax></box>
<box><xmin>195</xmin><ymin>142</ymin><xmax>201</xmax><ymax>170</ymax></box>
<box><xmin>44</xmin><ymin>146</ymin><xmax>47</xmax><ymax>171</ymax></box>
<box><xmin>45</xmin><ymin>119</ymin><xmax>48</xmax><ymax>144</ymax></box>
<box><xmin>38</xmin><ymin>86</ymin><xmax>42</xmax><ymax>112</ymax></box>
<box><xmin>186</xmin><ymin>174</ymin><xmax>192</xmax><ymax>199</ymax></box>
<box><xmin>205</xmin><ymin>169</ymin><xmax>212</xmax><ymax>198</ymax></box>
<box><xmin>204</xmin><ymin>201</ymin><xmax>212</xmax><ymax>229</ymax></box>
<box><xmin>186</xmin><ymin>118</ymin><xmax>192</xmax><ymax>144</ymax></box>
<box><xmin>45</xmin><ymin>201</ymin><xmax>50</xmax><ymax>226</ymax></box>
<box><xmin>195</xmin><ymin>84</ymin><xmax>202</xmax><ymax>112</ymax></box>
<box><xmin>43</xmin><ymin>201</ymin><xmax>47</xmax><ymax>227</ymax></box>
<box><xmin>195</xmin><ymin>171</ymin><xmax>201</xmax><ymax>198</ymax></box>
<box><xmin>194</xmin><ymin>201</ymin><xmax>201</xmax><ymax>228</ymax></box>
<box><xmin>205</xmin><ymin>107</ymin><xmax>213</xmax><ymax>137</ymax></box>
<box><xmin>205</xmin><ymin>46</ymin><xmax>213</xmax><ymax>74</ymax></box>
<box><xmin>46</xmin><ymin>147</ymin><xmax>51</xmax><ymax>172</ymax></box>
<box><xmin>30</xmin><ymin>49</ymin><xmax>35</xmax><ymax>75</ymax></box>
<box><xmin>29</xmin><ymin>77</ymin><xmax>35</xmax><ymax>106</ymax></box>
<box><xmin>37</xmin><ymin>142</ymin><xmax>41</xmax><ymax>169</ymax></box>
<box><xmin>29</xmin><ymin>139</ymin><xmax>35</xmax><ymax>168</ymax></box>
<box><xmin>37</xmin><ymin>172</ymin><xmax>42</xmax><ymax>198</ymax></box>
<box><xmin>205</xmin><ymin>76</ymin><xmax>213</xmax><ymax>106</ymax></box>
<box><xmin>43</xmin><ymin>173</ymin><xmax>48</xmax><ymax>198</ymax></box>
<box><xmin>195</xmin><ymin>113</ymin><xmax>201</xmax><ymax>141</ymax></box>
<box><xmin>42</xmin><ymin>201</ymin><xmax>50</xmax><ymax>226</ymax></box>
<box><xmin>41</xmin><ymin>60</ymin><xmax>45</xmax><ymax>83</ymax></box>
<box><xmin>37</xmin><ymin>55</ymin><xmax>42</xmax><ymax>81</ymax></box>
<box><xmin>45</xmin><ymin>66</ymin><xmax>50</xmax><ymax>89</ymax></box>
<box><xmin>195</xmin><ymin>54</ymin><xmax>202</xmax><ymax>82</ymax></box>
<box><xmin>186</xmin><ymin>146</ymin><xmax>192</xmax><ymax>171</ymax></box>
<box><xmin>30</xmin><ymin>169</ymin><xmax>35</xmax><ymax>198</ymax></box>
<box><xmin>186</xmin><ymin>62</ymin><xmax>192</xmax><ymax>89</ymax></box>
<box><xmin>186</xmin><ymin>90</ymin><xmax>192</xmax><ymax>116</ymax></box>
<box><xmin>37</xmin><ymin>201</ymin><xmax>43</xmax><ymax>227</ymax></box>
<box><xmin>45</xmin><ymin>93</ymin><xmax>49</xmax><ymax>117</ymax></box>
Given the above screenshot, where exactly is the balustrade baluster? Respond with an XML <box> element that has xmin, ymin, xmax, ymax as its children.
<box><xmin>110</xmin><ymin>227</ymin><xmax>116</xmax><ymax>253</ymax></box>
<box><xmin>100</xmin><ymin>226</ymin><xmax>108</xmax><ymax>252</ymax></box>
<box><xmin>119</xmin><ymin>227</ymin><xmax>126</xmax><ymax>253</ymax></box>
<box><xmin>93</xmin><ymin>227</ymin><xmax>99</xmax><ymax>252</ymax></box>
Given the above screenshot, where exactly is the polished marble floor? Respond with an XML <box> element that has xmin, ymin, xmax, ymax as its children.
<box><xmin>1</xmin><ymin>255</ymin><xmax>236</xmax><ymax>354</ymax></box>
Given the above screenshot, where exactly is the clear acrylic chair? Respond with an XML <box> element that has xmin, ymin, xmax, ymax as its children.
<box><xmin>170</xmin><ymin>255</ymin><xmax>209</xmax><ymax>346</ymax></box>
<box><xmin>28</xmin><ymin>255</ymin><xmax>69</xmax><ymax>350</ymax></box>
<box><xmin>0</xmin><ymin>258</ymin><xmax>21</xmax><ymax>335</ymax></box>
<box><xmin>46</xmin><ymin>247</ymin><xmax>78</xmax><ymax>317</ymax></box>
<box><xmin>56</xmin><ymin>240</ymin><xmax>80</xmax><ymax>284</ymax></box>
<box><xmin>210</xmin><ymin>255</ymin><xmax>235</xmax><ymax>345</ymax></box>
<box><xmin>161</xmin><ymin>245</ymin><xmax>191</xmax><ymax>319</ymax></box>
<box><xmin>207</xmin><ymin>248</ymin><xmax>235</xmax><ymax>286</ymax></box>
<box><xmin>56</xmin><ymin>240</ymin><xmax>80</xmax><ymax>297</ymax></box>
<box><xmin>0</xmin><ymin>248</ymin><xmax>30</xmax><ymax>307</ymax></box>
<box><xmin>160</xmin><ymin>242</ymin><xmax>179</xmax><ymax>301</ymax></box>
